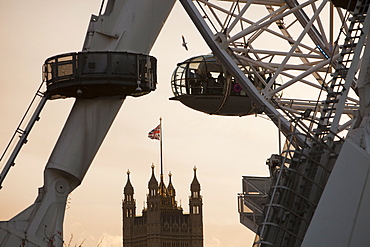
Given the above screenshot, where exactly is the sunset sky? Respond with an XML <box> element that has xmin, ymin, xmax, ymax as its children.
<box><xmin>0</xmin><ymin>1</ymin><xmax>279</xmax><ymax>246</ymax></box>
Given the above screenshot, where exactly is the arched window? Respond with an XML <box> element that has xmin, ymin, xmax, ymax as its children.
<box><xmin>193</xmin><ymin>191</ymin><xmax>198</xmax><ymax>198</ymax></box>
<box><xmin>126</xmin><ymin>208</ymin><xmax>134</xmax><ymax>217</ymax></box>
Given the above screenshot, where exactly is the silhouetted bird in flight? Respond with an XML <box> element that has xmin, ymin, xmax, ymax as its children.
<box><xmin>182</xmin><ymin>35</ymin><xmax>188</xmax><ymax>51</ymax></box>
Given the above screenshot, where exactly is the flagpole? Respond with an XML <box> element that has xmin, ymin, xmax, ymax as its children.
<box><xmin>147</xmin><ymin>119</ymin><xmax>163</xmax><ymax>177</ymax></box>
<box><xmin>160</xmin><ymin>117</ymin><xmax>163</xmax><ymax>177</ymax></box>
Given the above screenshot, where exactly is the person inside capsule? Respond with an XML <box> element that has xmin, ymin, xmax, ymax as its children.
<box><xmin>188</xmin><ymin>68</ymin><xmax>202</xmax><ymax>94</ymax></box>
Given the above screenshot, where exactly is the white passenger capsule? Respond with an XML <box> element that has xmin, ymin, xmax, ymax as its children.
<box><xmin>170</xmin><ymin>55</ymin><xmax>267</xmax><ymax>116</ymax></box>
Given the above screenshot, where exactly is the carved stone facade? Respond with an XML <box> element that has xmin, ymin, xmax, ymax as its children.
<box><xmin>123</xmin><ymin>166</ymin><xmax>203</xmax><ymax>247</ymax></box>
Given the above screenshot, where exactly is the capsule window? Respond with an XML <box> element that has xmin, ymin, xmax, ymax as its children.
<box><xmin>171</xmin><ymin>55</ymin><xmax>231</xmax><ymax>97</ymax></box>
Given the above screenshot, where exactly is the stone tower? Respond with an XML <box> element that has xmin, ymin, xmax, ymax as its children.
<box><xmin>189</xmin><ymin>166</ymin><xmax>203</xmax><ymax>246</ymax></box>
<box><xmin>122</xmin><ymin>165</ymin><xmax>204</xmax><ymax>246</ymax></box>
<box><xmin>122</xmin><ymin>170</ymin><xmax>136</xmax><ymax>243</ymax></box>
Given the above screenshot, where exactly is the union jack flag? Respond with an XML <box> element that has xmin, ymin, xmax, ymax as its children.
<box><xmin>148</xmin><ymin>124</ymin><xmax>161</xmax><ymax>140</ymax></box>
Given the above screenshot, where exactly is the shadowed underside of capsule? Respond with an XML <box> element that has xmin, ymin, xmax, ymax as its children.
<box><xmin>171</xmin><ymin>94</ymin><xmax>255</xmax><ymax>116</ymax></box>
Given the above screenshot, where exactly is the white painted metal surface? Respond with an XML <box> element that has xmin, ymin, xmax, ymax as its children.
<box><xmin>178</xmin><ymin>0</ymin><xmax>369</xmax><ymax>246</ymax></box>
<box><xmin>83</xmin><ymin>0</ymin><xmax>175</xmax><ymax>53</ymax></box>
<box><xmin>301</xmin><ymin>139</ymin><xmax>370</xmax><ymax>247</ymax></box>
<box><xmin>303</xmin><ymin>12</ymin><xmax>370</xmax><ymax>245</ymax></box>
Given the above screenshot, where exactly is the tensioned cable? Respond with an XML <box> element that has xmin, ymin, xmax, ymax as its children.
<box><xmin>196</xmin><ymin>1</ymin><xmax>219</xmax><ymax>33</ymax></box>
<box><xmin>224</xmin><ymin>0</ymin><xmax>240</xmax><ymax>34</ymax></box>
<box><xmin>99</xmin><ymin>0</ymin><xmax>106</xmax><ymax>16</ymax></box>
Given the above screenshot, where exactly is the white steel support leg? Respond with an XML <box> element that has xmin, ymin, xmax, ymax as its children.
<box><xmin>0</xmin><ymin>97</ymin><xmax>124</xmax><ymax>246</ymax></box>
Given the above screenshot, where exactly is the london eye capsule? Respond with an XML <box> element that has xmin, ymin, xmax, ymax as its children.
<box><xmin>43</xmin><ymin>51</ymin><xmax>157</xmax><ymax>99</ymax></box>
<box><xmin>170</xmin><ymin>55</ymin><xmax>264</xmax><ymax>116</ymax></box>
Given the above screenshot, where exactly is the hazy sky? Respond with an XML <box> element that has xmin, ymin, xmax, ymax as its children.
<box><xmin>0</xmin><ymin>1</ymin><xmax>279</xmax><ymax>246</ymax></box>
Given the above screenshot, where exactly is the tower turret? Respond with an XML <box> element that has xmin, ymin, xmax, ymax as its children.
<box><xmin>167</xmin><ymin>172</ymin><xmax>177</xmax><ymax>207</ymax></box>
<box><xmin>148</xmin><ymin>164</ymin><xmax>159</xmax><ymax>197</ymax></box>
<box><xmin>123</xmin><ymin>170</ymin><xmax>136</xmax><ymax>246</ymax></box>
<box><xmin>146</xmin><ymin>165</ymin><xmax>161</xmax><ymax>246</ymax></box>
<box><xmin>190</xmin><ymin>166</ymin><xmax>201</xmax><ymax>199</ymax></box>
<box><xmin>158</xmin><ymin>174</ymin><xmax>167</xmax><ymax>197</ymax></box>
<box><xmin>124</xmin><ymin>170</ymin><xmax>134</xmax><ymax>202</ymax></box>
<box><xmin>189</xmin><ymin>166</ymin><xmax>203</xmax><ymax>246</ymax></box>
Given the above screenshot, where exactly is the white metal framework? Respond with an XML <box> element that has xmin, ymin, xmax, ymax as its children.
<box><xmin>179</xmin><ymin>0</ymin><xmax>370</xmax><ymax>246</ymax></box>
<box><xmin>180</xmin><ymin>0</ymin><xmax>361</xmax><ymax>143</ymax></box>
